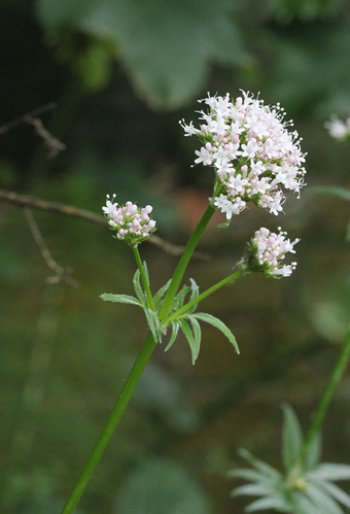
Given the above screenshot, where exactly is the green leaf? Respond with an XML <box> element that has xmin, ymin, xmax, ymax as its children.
<box><xmin>310</xmin><ymin>186</ymin><xmax>350</xmax><ymax>202</ymax></box>
<box><xmin>245</xmin><ymin>495</ymin><xmax>290</xmax><ymax>513</ymax></box>
<box><xmin>187</xmin><ymin>279</ymin><xmax>199</xmax><ymax>314</ymax></box>
<box><xmin>291</xmin><ymin>492</ymin><xmax>324</xmax><ymax>514</ymax></box>
<box><xmin>144</xmin><ymin>308</ymin><xmax>162</xmax><ymax>343</ymax></box>
<box><xmin>304</xmin><ymin>432</ymin><xmax>322</xmax><ymax>471</ymax></box>
<box><xmin>309</xmin><ymin>479</ymin><xmax>350</xmax><ymax>509</ymax></box>
<box><xmin>142</xmin><ymin>260</ymin><xmax>150</xmax><ymax>282</ymax></box>
<box><xmin>192</xmin><ymin>313</ymin><xmax>240</xmax><ymax>354</ymax></box>
<box><xmin>37</xmin><ymin>0</ymin><xmax>244</xmax><ymax>109</ymax></box>
<box><xmin>308</xmin><ymin>463</ymin><xmax>350</xmax><ymax>481</ymax></box>
<box><xmin>238</xmin><ymin>449</ymin><xmax>282</xmax><ymax>480</ymax></box>
<box><xmin>154</xmin><ymin>279</ymin><xmax>171</xmax><ymax>308</ymax></box>
<box><xmin>281</xmin><ymin>404</ymin><xmax>303</xmax><ymax>472</ymax></box>
<box><xmin>306</xmin><ymin>483</ymin><xmax>344</xmax><ymax>514</ymax></box>
<box><xmin>179</xmin><ymin>319</ymin><xmax>200</xmax><ymax>365</ymax></box>
<box><xmin>133</xmin><ymin>269</ymin><xmax>146</xmax><ymax>304</ymax></box>
<box><xmin>100</xmin><ymin>293</ymin><xmax>142</xmax><ymax>306</ymax></box>
<box><xmin>174</xmin><ymin>285</ymin><xmax>191</xmax><ymax>310</ymax></box>
<box><xmin>232</xmin><ymin>483</ymin><xmax>273</xmax><ymax>497</ymax></box>
<box><xmin>229</xmin><ymin>468</ymin><xmax>273</xmax><ymax>484</ymax></box>
<box><xmin>164</xmin><ymin>322</ymin><xmax>180</xmax><ymax>352</ymax></box>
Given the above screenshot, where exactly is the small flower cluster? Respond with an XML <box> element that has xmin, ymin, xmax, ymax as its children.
<box><xmin>180</xmin><ymin>92</ymin><xmax>306</xmax><ymax>221</ymax></box>
<box><xmin>325</xmin><ymin>115</ymin><xmax>350</xmax><ymax>141</ymax></box>
<box><xmin>248</xmin><ymin>227</ymin><xmax>299</xmax><ymax>277</ymax></box>
<box><xmin>102</xmin><ymin>195</ymin><xmax>156</xmax><ymax>245</ymax></box>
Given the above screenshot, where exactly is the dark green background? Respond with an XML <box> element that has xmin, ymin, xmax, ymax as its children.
<box><xmin>1</xmin><ymin>1</ymin><xmax>350</xmax><ymax>513</ymax></box>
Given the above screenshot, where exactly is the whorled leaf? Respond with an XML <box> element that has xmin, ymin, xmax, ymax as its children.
<box><xmin>100</xmin><ymin>293</ymin><xmax>142</xmax><ymax>306</ymax></box>
<box><xmin>178</xmin><ymin>318</ymin><xmax>200</xmax><ymax>365</ymax></box>
<box><xmin>133</xmin><ymin>269</ymin><xmax>146</xmax><ymax>305</ymax></box>
<box><xmin>192</xmin><ymin>313</ymin><xmax>240</xmax><ymax>354</ymax></box>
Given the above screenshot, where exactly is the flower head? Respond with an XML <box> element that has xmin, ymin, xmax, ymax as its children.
<box><xmin>247</xmin><ymin>227</ymin><xmax>299</xmax><ymax>278</ymax></box>
<box><xmin>325</xmin><ymin>115</ymin><xmax>350</xmax><ymax>141</ymax></box>
<box><xmin>102</xmin><ymin>195</ymin><xmax>156</xmax><ymax>246</ymax></box>
<box><xmin>180</xmin><ymin>92</ymin><xmax>306</xmax><ymax>221</ymax></box>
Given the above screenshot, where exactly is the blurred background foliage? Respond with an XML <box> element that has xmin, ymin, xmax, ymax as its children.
<box><xmin>1</xmin><ymin>0</ymin><xmax>350</xmax><ymax>513</ymax></box>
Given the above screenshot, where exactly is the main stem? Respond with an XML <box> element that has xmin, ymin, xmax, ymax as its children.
<box><xmin>61</xmin><ymin>205</ymin><xmax>216</xmax><ymax>514</ymax></box>
<box><xmin>299</xmin><ymin>326</ymin><xmax>350</xmax><ymax>465</ymax></box>
<box><xmin>60</xmin><ymin>332</ymin><xmax>156</xmax><ymax>514</ymax></box>
<box><xmin>159</xmin><ymin>204</ymin><xmax>215</xmax><ymax>320</ymax></box>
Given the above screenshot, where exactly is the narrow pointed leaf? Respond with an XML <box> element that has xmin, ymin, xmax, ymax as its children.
<box><xmin>282</xmin><ymin>404</ymin><xmax>303</xmax><ymax>472</ymax></box>
<box><xmin>291</xmin><ymin>493</ymin><xmax>323</xmax><ymax>514</ymax></box>
<box><xmin>307</xmin><ymin>483</ymin><xmax>344</xmax><ymax>514</ymax></box>
<box><xmin>154</xmin><ymin>279</ymin><xmax>171</xmax><ymax>307</ymax></box>
<box><xmin>304</xmin><ymin>432</ymin><xmax>322</xmax><ymax>471</ymax></box>
<box><xmin>246</xmin><ymin>495</ymin><xmax>289</xmax><ymax>512</ymax></box>
<box><xmin>100</xmin><ymin>293</ymin><xmax>142</xmax><ymax>306</ymax></box>
<box><xmin>165</xmin><ymin>322</ymin><xmax>180</xmax><ymax>352</ymax></box>
<box><xmin>188</xmin><ymin>316</ymin><xmax>201</xmax><ymax>348</ymax></box>
<box><xmin>133</xmin><ymin>269</ymin><xmax>146</xmax><ymax>304</ymax></box>
<box><xmin>142</xmin><ymin>260</ymin><xmax>150</xmax><ymax>282</ymax></box>
<box><xmin>232</xmin><ymin>484</ymin><xmax>272</xmax><ymax>497</ymax></box>
<box><xmin>187</xmin><ymin>278</ymin><xmax>199</xmax><ymax>314</ymax></box>
<box><xmin>179</xmin><ymin>318</ymin><xmax>200</xmax><ymax>365</ymax></box>
<box><xmin>144</xmin><ymin>308</ymin><xmax>162</xmax><ymax>343</ymax></box>
<box><xmin>174</xmin><ymin>285</ymin><xmax>190</xmax><ymax>309</ymax></box>
<box><xmin>308</xmin><ymin>464</ymin><xmax>350</xmax><ymax>481</ymax></box>
<box><xmin>228</xmin><ymin>468</ymin><xmax>276</xmax><ymax>484</ymax></box>
<box><xmin>192</xmin><ymin>313</ymin><xmax>240</xmax><ymax>354</ymax></box>
<box><xmin>238</xmin><ymin>449</ymin><xmax>282</xmax><ymax>479</ymax></box>
<box><xmin>310</xmin><ymin>479</ymin><xmax>350</xmax><ymax>508</ymax></box>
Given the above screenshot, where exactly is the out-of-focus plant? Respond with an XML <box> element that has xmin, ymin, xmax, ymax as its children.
<box><xmin>230</xmin><ymin>325</ymin><xmax>350</xmax><ymax>513</ymax></box>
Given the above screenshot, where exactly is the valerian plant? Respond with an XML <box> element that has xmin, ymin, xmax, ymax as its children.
<box><xmin>60</xmin><ymin>91</ymin><xmax>307</xmax><ymax>514</ymax></box>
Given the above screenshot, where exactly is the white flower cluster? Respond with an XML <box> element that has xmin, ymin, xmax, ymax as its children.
<box><xmin>325</xmin><ymin>115</ymin><xmax>350</xmax><ymax>141</ymax></box>
<box><xmin>102</xmin><ymin>195</ymin><xmax>156</xmax><ymax>245</ymax></box>
<box><xmin>249</xmin><ymin>227</ymin><xmax>299</xmax><ymax>277</ymax></box>
<box><xmin>180</xmin><ymin>92</ymin><xmax>306</xmax><ymax>221</ymax></box>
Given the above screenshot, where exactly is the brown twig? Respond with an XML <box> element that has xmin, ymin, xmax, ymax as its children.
<box><xmin>0</xmin><ymin>102</ymin><xmax>66</xmax><ymax>157</ymax></box>
<box><xmin>23</xmin><ymin>208</ymin><xmax>80</xmax><ymax>288</ymax></box>
<box><xmin>0</xmin><ymin>189</ymin><xmax>209</xmax><ymax>259</ymax></box>
<box><xmin>0</xmin><ymin>102</ymin><xmax>57</xmax><ymax>135</ymax></box>
<box><xmin>25</xmin><ymin>116</ymin><xmax>66</xmax><ymax>157</ymax></box>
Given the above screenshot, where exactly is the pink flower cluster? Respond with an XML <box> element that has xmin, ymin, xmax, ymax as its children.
<box><xmin>250</xmin><ymin>227</ymin><xmax>299</xmax><ymax>277</ymax></box>
<box><xmin>180</xmin><ymin>92</ymin><xmax>306</xmax><ymax>221</ymax></box>
<box><xmin>103</xmin><ymin>195</ymin><xmax>156</xmax><ymax>245</ymax></box>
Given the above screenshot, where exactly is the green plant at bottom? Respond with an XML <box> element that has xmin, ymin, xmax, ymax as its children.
<box><xmin>230</xmin><ymin>328</ymin><xmax>350</xmax><ymax>514</ymax></box>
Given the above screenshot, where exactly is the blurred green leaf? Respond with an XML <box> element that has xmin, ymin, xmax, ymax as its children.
<box><xmin>282</xmin><ymin>404</ymin><xmax>303</xmax><ymax>472</ymax></box>
<box><xmin>36</xmin><ymin>0</ymin><xmax>245</xmax><ymax>108</ymax></box>
<box><xmin>114</xmin><ymin>458</ymin><xmax>211</xmax><ymax>514</ymax></box>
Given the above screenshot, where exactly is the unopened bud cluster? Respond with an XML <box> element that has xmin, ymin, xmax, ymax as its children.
<box><xmin>180</xmin><ymin>91</ymin><xmax>306</xmax><ymax>220</ymax></box>
<box><xmin>103</xmin><ymin>195</ymin><xmax>156</xmax><ymax>245</ymax></box>
<box><xmin>248</xmin><ymin>227</ymin><xmax>299</xmax><ymax>278</ymax></box>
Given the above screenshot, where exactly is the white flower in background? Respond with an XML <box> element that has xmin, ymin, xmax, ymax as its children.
<box><xmin>180</xmin><ymin>92</ymin><xmax>306</xmax><ymax>221</ymax></box>
<box><xmin>325</xmin><ymin>115</ymin><xmax>350</xmax><ymax>140</ymax></box>
<box><xmin>248</xmin><ymin>227</ymin><xmax>300</xmax><ymax>278</ymax></box>
<box><xmin>102</xmin><ymin>195</ymin><xmax>156</xmax><ymax>245</ymax></box>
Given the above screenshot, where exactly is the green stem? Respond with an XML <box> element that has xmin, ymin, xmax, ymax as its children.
<box><xmin>132</xmin><ymin>245</ymin><xmax>155</xmax><ymax>310</ymax></box>
<box><xmin>166</xmin><ymin>267</ymin><xmax>247</xmax><ymax>324</ymax></box>
<box><xmin>60</xmin><ymin>332</ymin><xmax>156</xmax><ymax>514</ymax></box>
<box><xmin>159</xmin><ymin>204</ymin><xmax>215</xmax><ymax>320</ymax></box>
<box><xmin>299</xmin><ymin>326</ymin><xmax>350</xmax><ymax>465</ymax></box>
